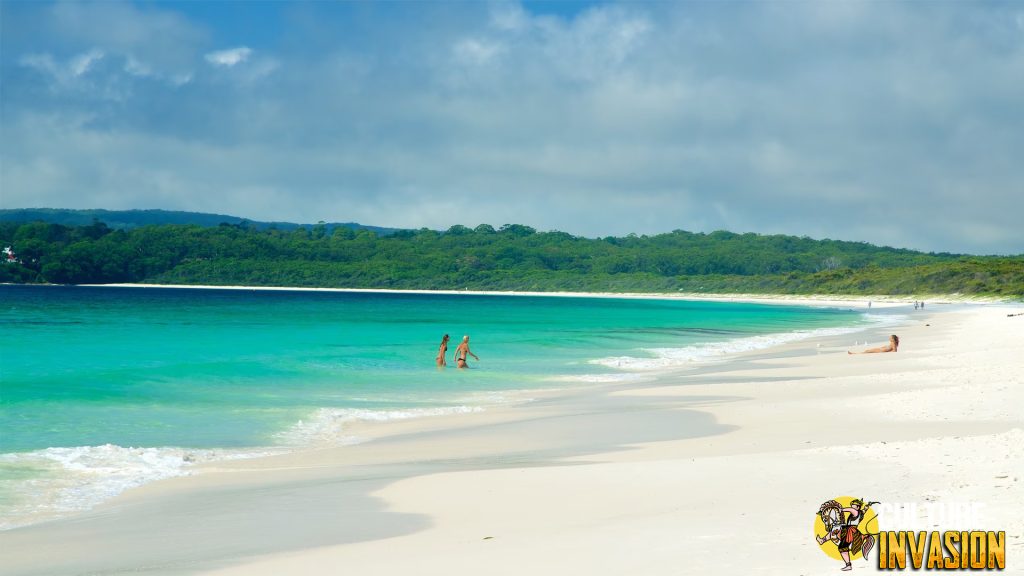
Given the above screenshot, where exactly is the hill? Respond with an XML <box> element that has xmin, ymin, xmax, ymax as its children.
<box><xmin>0</xmin><ymin>208</ymin><xmax>401</xmax><ymax>236</ymax></box>
<box><xmin>1</xmin><ymin>218</ymin><xmax>1021</xmax><ymax>297</ymax></box>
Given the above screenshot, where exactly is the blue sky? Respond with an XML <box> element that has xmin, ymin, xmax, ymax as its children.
<box><xmin>2</xmin><ymin>1</ymin><xmax>1022</xmax><ymax>254</ymax></box>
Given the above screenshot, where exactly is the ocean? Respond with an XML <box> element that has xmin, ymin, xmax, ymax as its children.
<box><xmin>0</xmin><ymin>285</ymin><xmax>879</xmax><ymax>528</ymax></box>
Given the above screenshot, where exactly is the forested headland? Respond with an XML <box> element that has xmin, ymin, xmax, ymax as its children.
<box><xmin>2</xmin><ymin>218</ymin><xmax>1022</xmax><ymax>297</ymax></box>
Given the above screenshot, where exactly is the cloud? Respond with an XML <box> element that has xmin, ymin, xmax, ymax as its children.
<box><xmin>2</xmin><ymin>1</ymin><xmax>1022</xmax><ymax>255</ymax></box>
<box><xmin>69</xmin><ymin>48</ymin><xmax>105</xmax><ymax>76</ymax></box>
<box><xmin>7</xmin><ymin>1</ymin><xmax>203</xmax><ymax>96</ymax></box>
<box><xmin>18</xmin><ymin>48</ymin><xmax>106</xmax><ymax>91</ymax></box>
<box><xmin>20</xmin><ymin>49</ymin><xmax>103</xmax><ymax>80</ymax></box>
<box><xmin>205</xmin><ymin>47</ymin><xmax>252</xmax><ymax>68</ymax></box>
<box><xmin>490</xmin><ymin>3</ymin><xmax>528</xmax><ymax>32</ymax></box>
<box><xmin>123</xmin><ymin>56</ymin><xmax>153</xmax><ymax>78</ymax></box>
<box><xmin>46</xmin><ymin>1</ymin><xmax>205</xmax><ymax>78</ymax></box>
<box><xmin>536</xmin><ymin>5</ymin><xmax>652</xmax><ymax>80</ymax></box>
<box><xmin>18</xmin><ymin>53</ymin><xmax>59</xmax><ymax>77</ymax></box>
<box><xmin>453</xmin><ymin>38</ymin><xmax>504</xmax><ymax>66</ymax></box>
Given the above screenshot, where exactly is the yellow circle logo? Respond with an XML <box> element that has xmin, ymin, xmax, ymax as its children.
<box><xmin>813</xmin><ymin>496</ymin><xmax>879</xmax><ymax>569</ymax></box>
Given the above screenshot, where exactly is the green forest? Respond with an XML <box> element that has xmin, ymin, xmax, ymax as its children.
<box><xmin>2</xmin><ymin>220</ymin><xmax>1022</xmax><ymax>297</ymax></box>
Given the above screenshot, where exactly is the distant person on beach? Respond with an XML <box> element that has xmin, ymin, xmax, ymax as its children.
<box><xmin>436</xmin><ymin>334</ymin><xmax>450</xmax><ymax>367</ymax></box>
<box><xmin>454</xmin><ymin>335</ymin><xmax>479</xmax><ymax>369</ymax></box>
<box><xmin>849</xmin><ymin>335</ymin><xmax>899</xmax><ymax>354</ymax></box>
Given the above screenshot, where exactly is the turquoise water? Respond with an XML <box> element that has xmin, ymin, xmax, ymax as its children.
<box><xmin>0</xmin><ymin>285</ymin><xmax>870</xmax><ymax>527</ymax></box>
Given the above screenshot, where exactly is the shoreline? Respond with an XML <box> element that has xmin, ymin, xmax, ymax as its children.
<box><xmin>63</xmin><ymin>281</ymin><xmax>1022</xmax><ymax>307</ymax></box>
<box><xmin>2</xmin><ymin>303</ymin><xmax>1021</xmax><ymax>575</ymax></box>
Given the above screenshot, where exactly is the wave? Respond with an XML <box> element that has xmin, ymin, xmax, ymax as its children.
<box><xmin>546</xmin><ymin>373</ymin><xmax>652</xmax><ymax>384</ymax></box>
<box><xmin>0</xmin><ymin>404</ymin><xmax>489</xmax><ymax>530</ymax></box>
<box><xmin>276</xmin><ymin>405</ymin><xmax>484</xmax><ymax>446</ymax></box>
<box><xmin>0</xmin><ymin>444</ymin><xmax>270</xmax><ymax>530</ymax></box>
<box><xmin>590</xmin><ymin>313</ymin><xmax>905</xmax><ymax>371</ymax></box>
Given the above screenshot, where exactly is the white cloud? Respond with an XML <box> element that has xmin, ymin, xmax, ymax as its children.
<box><xmin>19</xmin><ymin>53</ymin><xmax>59</xmax><ymax>77</ymax></box>
<box><xmin>124</xmin><ymin>56</ymin><xmax>153</xmax><ymax>78</ymax></box>
<box><xmin>4</xmin><ymin>1</ymin><xmax>1023</xmax><ymax>254</ymax></box>
<box><xmin>601</xmin><ymin>12</ymin><xmax>651</xmax><ymax>64</ymax></box>
<box><xmin>47</xmin><ymin>1</ymin><xmax>203</xmax><ymax>79</ymax></box>
<box><xmin>453</xmin><ymin>38</ymin><xmax>503</xmax><ymax>66</ymax></box>
<box><xmin>170</xmin><ymin>73</ymin><xmax>193</xmax><ymax>87</ymax></box>
<box><xmin>490</xmin><ymin>3</ymin><xmax>528</xmax><ymax>32</ymax></box>
<box><xmin>244</xmin><ymin>58</ymin><xmax>279</xmax><ymax>82</ymax></box>
<box><xmin>18</xmin><ymin>48</ymin><xmax>189</xmax><ymax>99</ymax></box>
<box><xmin>19</xmin><ymin>49</ymin><xmax>104</xmax><ymax>87</ymax></box>
<box><xmin>751</xmin><ymin>141</ymin><xmax>797</xmax><ymax>177</ymax></box>
<box><xmin>522</xmin><ymin>5</ymin><xmax>653</xmax><ymax>81</ymax></box>
<box><xmin>69</xmin><ymin>49</ymin><xmax>104</xmax><ymax>76</ymax></box>
<box><xmin>205</xmin><ymin>47</ymin><xmax>252</xmax><ymax>68</ymax></box>
<box><xmin>203</xmin><ymin>47</ymin><xmax>277</xmax><ymax>84</ymax></box>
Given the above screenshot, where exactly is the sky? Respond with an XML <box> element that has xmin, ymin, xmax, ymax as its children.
<box><xmin>1</xmin><ymin>1</ymin><xmax>1022</xmax><ymax>255</ymax></box>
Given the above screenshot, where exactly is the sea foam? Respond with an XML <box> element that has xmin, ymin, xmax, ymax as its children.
<box><xmin>0</xmin><ymin>405</ymin><xmax>487</xmax><ymax>530</ymax></box>
<box><xmin>0</xmin><ymin>444</ymin><xmax>269</xmax><ymax>530</ymax></box>
<box><xmin>547</xmin><ymin>373</ymin><xmax>651</xmax><ymax>384</ymax></box>
<box><xmin>276</xmin><ymin>405</ymin><xmax>484</xmax><ymax>446</ymax></box>
<box><xmin>590</xmin><ymin>314</ymin><xmax>904</xmax><ymax>372</ymax></box>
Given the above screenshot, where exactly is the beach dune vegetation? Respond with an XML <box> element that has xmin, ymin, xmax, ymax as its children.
<box><xmin>0</xmin><ymin>220</ymin><xmax>1021</xmax><ymax>297</ymax></box>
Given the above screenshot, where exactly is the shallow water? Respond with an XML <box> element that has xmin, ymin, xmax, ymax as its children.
<box><xmin>0</xmin><ymin>284</ymin><xmax>873</xmax><ymax>527</ymax></box>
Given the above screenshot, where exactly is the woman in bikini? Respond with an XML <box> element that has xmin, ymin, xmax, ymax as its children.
<box><xmin>849</xmin><ymin>334</ymin><xmax>899</xmax><ymax>354</ymax></box>
<box><xmin>453</xmin><ymin>335</ymin><xmax>479</xmax><ymax>369</ymax></box>
<box><xmin>436</xmin><ymin>334</ymin><xmax>450</xmax><ymax>367</ymax></box>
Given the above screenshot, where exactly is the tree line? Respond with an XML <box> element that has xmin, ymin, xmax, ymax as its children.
<box><xmin>1</xmin><ymin>220</ymin><xmax>1021</xmax><ymax>296</ymax></box>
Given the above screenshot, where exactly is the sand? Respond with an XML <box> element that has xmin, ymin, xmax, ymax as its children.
<box><xmin>2</xmin><ymin>300</ymin><xmax>1021</xmax><ymax>575</ymax></box>
<box><xmin>84</xmin><ymin>282</ymin><xmax>962</xmax><ymax>308</ymax></box>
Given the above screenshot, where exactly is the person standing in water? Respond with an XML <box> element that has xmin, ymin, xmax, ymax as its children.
<box><xmin>436</xmin><ymin>334</ymin><xmax>450</xmax><ymax>367</ymax></box>
<box><xmin>454</xmin><ymin>335</ymin><xmax>479</xmax><ymax>369</ymax></box>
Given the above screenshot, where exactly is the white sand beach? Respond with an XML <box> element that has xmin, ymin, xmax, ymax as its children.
<box><xmin>85</xmin><ymin>282</ymin><xmax>953</xmax><ymax>308</ymax></box>
<box><xmin>2</xmin><ymin>300</ymin><xmax>1021</xmax><ymax>575</ymax></box>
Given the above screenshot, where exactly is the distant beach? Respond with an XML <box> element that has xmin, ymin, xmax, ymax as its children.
<box><xmin>85</xmin><ymin>281</ymin><xmax>939</xmax><ymax>307</ymax></box>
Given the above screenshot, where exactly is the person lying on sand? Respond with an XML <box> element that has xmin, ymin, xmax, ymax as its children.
<box><xmin>849</xmin><ymin>334</ymin><xmax>899</xmax><ymax>354</ymax></box>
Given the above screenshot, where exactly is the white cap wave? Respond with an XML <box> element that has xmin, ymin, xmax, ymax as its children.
<box><xmin>591</xmin><ymin>314</ymin><xmax>904</xmax><ymax>371</ymax></box>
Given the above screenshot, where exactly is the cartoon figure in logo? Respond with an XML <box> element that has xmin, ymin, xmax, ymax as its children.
<box><xmin>815</xmin><ymin>498</ymin><xmax>878</xmax><ymax>571</ymax></box>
